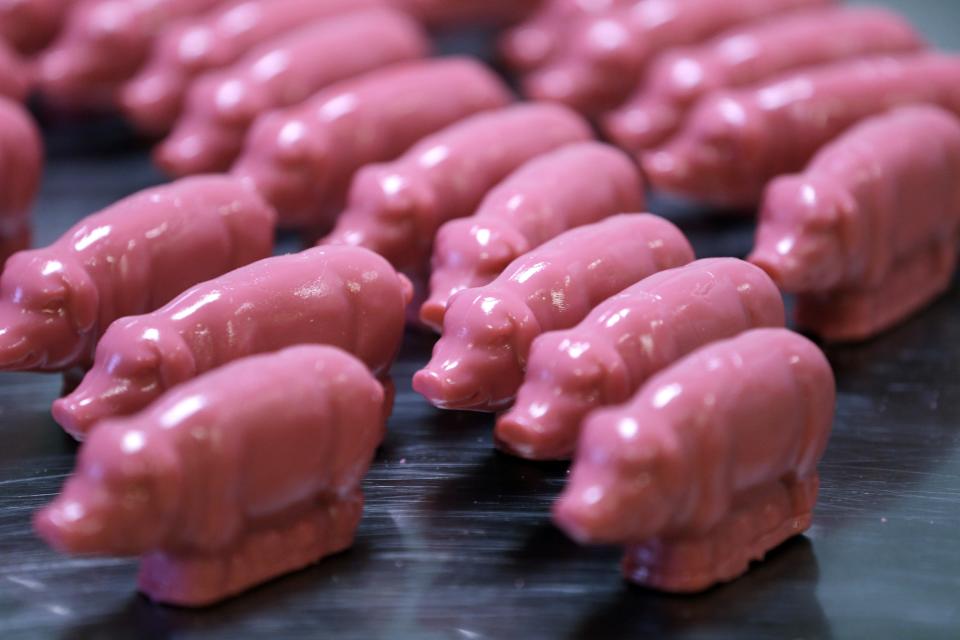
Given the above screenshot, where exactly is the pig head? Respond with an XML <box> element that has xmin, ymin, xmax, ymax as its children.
<box><xmin>323</xmin><ymin>165</ymin><xmax>437</xmax><ymax>270</ymax></box>
<box><xmin>749</xmin><ymin>174</ymin><xmax>854</xmax><ymax>292</ymax></box>
<box><xmin>34</xmin><ymin>422</ymin><xmax>181</xmax><ymax>555</ymax></box>
<box><xmin>53</xmin><ymin>318</ymin><xmax>196</xmax><ymax>440</ymax></box>
<box><xmin>421</xmin><ymin>218</ymin><xmax>530</xmax><ymax>331</ymax></box>
<box><xmin>413</xmin><ymin>289</ymin><xmax>541</xmax><ymax>411</ymax></box>
<box><xmin>495</xmin><ymin>332</ymin><xmax>630</xmax><ymax>460</ymax></box>
<box><xmin>0</xmin><ymin>252</ymin><xmax>99</xmax><ymax>371</ymax></box>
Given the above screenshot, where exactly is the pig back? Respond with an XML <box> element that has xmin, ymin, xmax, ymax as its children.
<box><xmin>496</xmin><ymin>214</ymin><xmax>693</xmax><ymax>332</ymax></box>
<box><xmin>161</xmin><ymin>246</ymin><xmax>407</xmax><ymax>377</ymax></box>
<box><xmin>627</xmin><ymin>328</ymin><xmax>834</xmax><ymax>536</ymax></box>
<box><xmin>58</xmin><ymin>176</ymin><xmax>276</xmax><ymax>326</ymax></box>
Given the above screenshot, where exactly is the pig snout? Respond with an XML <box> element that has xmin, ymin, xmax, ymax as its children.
<box><xmin>121</xmin><ymin>70</ymin><xmax>184</xmax><ymax>135</ymax></box>
<box><xmin>413</xmin><ymin>338</ymin><xmax>524</xmax><ymax>411</ymax></box>
<box><xmin>53</xmin><ymin>371</ymin><xmax>162</xmax><ymax>440</ymax></box>
<box><xmin>553</xmin><ymin>469</ymin><xmax>629</xmax><ymax>545</ymax></box>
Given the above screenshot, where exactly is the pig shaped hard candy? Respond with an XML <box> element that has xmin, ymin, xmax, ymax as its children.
<box><xmin>36</xmin><ymin>0</ymin><xmax>224</xmax><ymax>109</ymax></box>
<box><xmin>645</xmin><ymin>53</ymin><xmax>960</xmax><ymax>208</ymax></box>
<box><xmin>53</xmin><ymin>246</ymin><xmax>412</xmax><ymax>439</ymax></box>
<box><xmin>121</xmin><ymin>0</ymin><xmax>392</xmax><ymax>135</ymax></box>
<box><xmin>0</xmin><ymin>40</ymin><xmax>30</xmax><ymax>102</ymax></box>
<box><xmin>233</xmin><ymin>57</ymin><xmax>512</xmax><ymax>230</ymax></box>
<box><xmin>749</xmin><ymin>105</ymin><xmax>960</xmax><ymax>342</ymax></box>
<box><xmin>0</xmin><ymin>176</ymin><xmax>276</xmax><ymax>373</ymax></box>
<box><xmin>497</xmin><ymin>258</ymin><xmax>785</xmax><ymax>461</ymax></box>
<box><xmin>421</xmin><ymin>142</ymin><xmax>644</xmax><ymax>331</ymax></box>
<box><xmin>604</xmin><ymin>7</ymin><xmax>925</xmax><ymax>154</ymax></box>
<box><xmin>155</xmin><ymin>8</ymin><xmax>430</xmax><ymax>176</ymax></box>
<box><xmin>36</xmin><ymin>345</ymin><xmax>385</xmax><ymax>607</ymax></box>
<box><xmin>499</xmin><ymin>0</ymin><xmax>633</xmax><ymax>73</ymax></box>
<box><xmin>321</xmin><ymin>103</ymin><xmax>592</xmax><ymax>275</ymax></box>
<box><xmin>393</xmin><ymin>0</ymin><xmax>540</xmax><ymax>28</ymax></box>
<box><xmin>413</xmin><ymin>214</ymin><xmax>694</xmax><ymax>412</ymax></box>
<box><xmin>524</xmin><ymin>0</ymin><xmax>833</xmax><ymax>115</ymax></box>
<box><xmin>555</xmin><ymin>328</ymin><xmax>835</xmax><ymax>593</ymax></box>
<box><xmin>0</xmin><ymin>98</ymin><xmax>42</xmax><ymax>264</ymax></box>
<box><xmin>0</xmin><ymin>0</ymin><xmax>70</xmax><ymax>54</ymax></box>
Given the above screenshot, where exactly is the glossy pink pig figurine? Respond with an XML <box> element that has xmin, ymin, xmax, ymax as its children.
<box><xmin>0</xmin><ymin>176</ymin><xmax>275</xmax><ymax>373</ymax></box>
<box><xmin>525</xmin><ymin>0</ymin><xmax>832</xmax><ymax>115</ymax></box>
<box><xmin>604</xmin><ymin>7</ymin><xmax>925</xmax><ymax>154</ymax></box>
<box><xmin>53</xmin><ymin>246</ymin><xmax>411</xmax><ymax>439</ymax></box>
<box><xmin>497</xmin><ymin>258</ymin><xmax>785</xmax><ymax>460</ymax></box>
<box><xmin>749</xmin><ymin>106</ymin><xmax>960</xmax><ymax>342</ymax></box>
<box><xmin>645</xmin><ymin>53</ymin><xmax>960</xmax><ymax>207</ymax></box>
<box><xmin>36</xmin><ymin>345</ymin><xmax>385</xmax><ymax>607</ymax></box>
<box><xmin>322</xmin><ymin>104</ymin><xmax>592</xmax><ymax>274</ymax></box>
<box><xmin>0</xmin><ymin>98</ymin><xmax>42</xmax><ymax>264</ymax></box>
<box><xmin>156</xmin><ymin>8</ymin><xmax>430</xmax><ymax>176</ymax></box>
<box><xmin>0</xmin><ymin>0</ymin><xmax>71</xmax><ymax>54</ymax></box>
<box><xmin>555</xmin><ymin>328</ymin><xmax>835</xmax><ymax>593</ymax></box>
<box><xmin>36</xmin><ymin>0</ymin><xmax>224</xmax><ymax>109</ymax></box>
<box><xmin>413</xmin><ymin>214</ymin><xmax>694</xmax><ymax>412</ymax></box>
<box><xmin>421</xmin><ymin>142</ymin><xmax>643</xmax><ymax>331</ymax></box>
<box><xmin>233</xmin><ymin>58</ymin><xmax>512</xmax><ymax>230</ymax></box>
<box><xmin>122</xmin><ymin>0</ymin><xmax>392</xmax><ymax>135</ymax></box>
<box><xmin>500</xmin><ymin>0</ymin><xmax>633</xmax><ymax>73</ymax></box>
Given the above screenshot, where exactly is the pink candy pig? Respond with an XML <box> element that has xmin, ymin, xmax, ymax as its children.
<box><xmin>0</xmin><ymin>0</ymin><xmax>71</xmax><ymax>55</ymax></box>
<box><xmin>0</xmin><ymin>98</ymin><xmax>42</xmax><ymax>264</ymax></box>
<box><xmin>555</xmin><ymin>328</ymin><xmax>835</xmax><ymax>593</ymax></box>
<box><xmin>155</xmin><ymin>8</ymin><xmax>430</xmax><ymax>176</ymax></box>
<box><xmin>53</xmin><ymin>246</ymin><xmax>412</xmax><ymax>439</ymax></box>
<box><xmin>414</xmin><ymin>214</ymin><xmax>694</xmax><ymax>412</ymax></box>
<box><xmin>36</xmin><ymin>345</ymin><xmax>385</xmax><ymax>607</ymax></box>
<box><xmin>749</xmin><ymin>105</ymin><xmax>960</xmax><ymax>342</ymax></box>
<box><xmin>645</xmin><ymin>53</ymin><xmax>960</xmax><ymax>207</ymax></box>
<box><xmin>233</xmin><ymin>57</ymin><xmax>512</xmax><ymax>230</ymax></box>
<box><xmin>36</xmin><ymin>0</ymin><xmax>224</xmax><ymax>109</ymax></box>
<box><xmin>421</xmin><ymin>142</ymin><xmax>644</xmax><ymax>331</ymax></box>
<box><xmin>0</xmin><ymin>176</ymin><xmax>276</xmax><ymax>373</ymax></box>
<box><xmin>322</xmin><ymin>103</ymin><xmax>592</xmax><ymax>274</ymax></box>
<box><xmin>121</xmin><ymin>0</ymin><xmax>392</xmax><ymax>135</ymax></box>
<box><xmin>604</xmin><ymin>7</ymin><xmax>925</xmax><ymax>154</ymax></box>
<box><xmin>525</xmin><ymin>0</ymin><xmax>832</xmax><ymax>115</ymax></box>
<box><xmin>497</xmin><ymin>258</ymin><xmax>785</xmax><ymax>460</ymax></box>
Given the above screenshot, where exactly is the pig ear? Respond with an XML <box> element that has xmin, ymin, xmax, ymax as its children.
<box><xmin>476</xmin><ymin>225</ymin><xmax>529</xmax><ymax>274</ymax></box>
<box><xmin>152</xmin><ymin>332</ymin><xmax>196</xmax><ymax>390</ymax></box>
<box><xmin>61</xmin><ymin>263</ymin><xmax>98</xmax><ymax>334</ymax></box>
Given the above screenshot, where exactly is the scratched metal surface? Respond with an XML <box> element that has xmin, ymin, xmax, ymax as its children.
<box><xmin>1</xmin><ymin>1</ymin><xmax>959</xmax><ymax>638</ymax></box>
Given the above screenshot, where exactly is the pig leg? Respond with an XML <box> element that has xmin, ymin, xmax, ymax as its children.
<box><xmin>796</xmin><ymin>239</ymin><xmax>959</xmax><ymax>342</ymax></box>
<box><xmin>621</xmin><ymin>474</ymin><xmax>818</xmax><ymax>593</ymax></box>
<box><xmin>137</xmin><ymin>491</ymin><xmax>364</xmax><ymax>607</ymax></box>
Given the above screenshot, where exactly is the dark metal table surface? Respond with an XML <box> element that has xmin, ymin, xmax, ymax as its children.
<box><xmin>1</xmin><ymin>1</ymin><xmax>959</xmax><ymax>638</ymax></box>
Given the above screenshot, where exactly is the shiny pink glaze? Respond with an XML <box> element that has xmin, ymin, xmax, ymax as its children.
<box><xmin>525</xmin><ymin>0</ymin><xmax>832</xmax><ymax>115</ymax></box>
<box><xmin>321</xmin><ymin>103</ymin><xmax>592</xmax><ymax>274</ymax></box>
<box><xmin>422</xmin><ymin>142</ymin><xmax>643</xmax><ymax>331</ymax></box>
<box><xmin>497</xmin><ymin>258</ymin><xmax>784</xmax><ymax>461</ymax></box>
<box><xmin>0</xmin><ymin>98</ymin><xmax>42</xmax><ymax>264</ymax></box>
<box><xmin>121</xmin><ymin>0</ymin><xmax>392</xmax><ymax>135</ymax></box>
<box><xmin>36</xmin><ymin>345</ymin><xmax>384</xmax><ymax>607</ymax></box>
<box><xmin>605</xmin><ymin>7</ymin><xmax>925</xmax><ymax>154</ymax></box>
<box><xmin>0</xmin><ymin>39</ymin><xmax>29</xmax><ymax>102</ymax></box>
<box><xmin>413</xmin><ymin>214</ymin><xmax>694</xmax><ymax>412</ymax></box>
<box><xmin>233</xmin><ymin>57</ymin><xmax>512</xmax><ymax>230</ymax></box>
<box><xmin>155</xmin><ymin>8</ymin><xmax>430</xmax><ymax>176</ymax></box>
<box><xmin>500</xmin><ymin>0</ymin><xmax>632</xmax><ymax>72</ymax></box>
<box><xmin>0</xmin><ymin>0</ymin><xmax>70</xmax><ymax>54</ymax></box>
<box><xmin>394</xmin><ymin>0</ymin><xmax>540</xmax><ymax>28</ymax></box>
<box><xmin>53</xmin><ymin>246</ymin><xmax>412</xmax><ymax>439</ymax></box>
<box><xmin>749</xmin><ymin>105</ymin><xmax>960</xmax><ymax>341</ymax></box>
<box><xmin>0</xmin><ymin>176</ymin><xmax>275</xmax><ymax>374</ymax></box>
<box><xmin>36</xmin><ymin>0</ymin><xmax>224</xmax><ymax>109</ymax></box>
<box><xmin>645</xmin><ymin>53</ymin><xmax>960</xmax><ymax>207</ymax></box>
<box><xmin>555</xmin><ymin>328</ymin><xmax>834</xmax><ymax>592</ymax></box>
